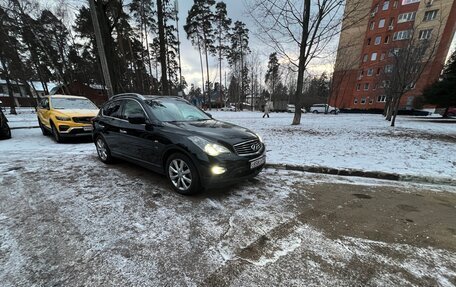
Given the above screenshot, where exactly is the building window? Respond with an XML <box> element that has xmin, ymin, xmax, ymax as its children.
<box><xmin>384</xmin><ymin>36</ymin><xmax>390</xmax><ymax>44</ymax></box>
<box><xmin>367</xmin><ymin>38</ymin><xmax>371</xmax><ymax>45</ymax></box>
<box><xmin>361</xmin><ymin>97</ymin><xmax>367</xmax><ymax>104</ymax></box>
<box><xmin>364</xmin><ymin>83</ymin><xmax>370</xmax><ymax>91</ymax></box>
<box><xmin>380</xmin><ymin>53</ymin><xmax>386</xmax><ymax>60</ymax></box>
<box><xmin>377</xmin><ymin>95</ymin><xmax>387</xmax><ymax>102</ymax></box>
<box><xmin>424</xmin><ymin>10</ymin><xmax>438</xmax><ymax>21</ymax></box>
<box><xmin>370</xmin><ymin>21</ymin><xmax>375</xmax><ymax>30</ymax></box>
<box><xmin>373</xmin><ymin>83</ymin><xmax>378</xmax><ymax>90</ymax></box>
<box><xmin>358</xmin><ymin>70</ymin><xmax>364</xmax><ymax>79</ymax></box>
<box><xmin>389</xmin><ymin>17</ymin><xmax>395</xmax><ymax>28</ymax></box>
<box><xmin>402</xmin><ymin>0</ymin><xmax>420</xmax><ymax>4</ymax></box>
<box><xmin>393</xmin><ymin>30</ymin><xmax>412</xmax><ymax>41</ymax></box>
<box><xmin>383</xmin><ymin>1</ymin><xmax>390</xmax><ymax>10</ymax></box>
<box><xmin>385</xmin><ymin>65</ymin><xmax>394</xmax><ymax>73</ymax></box>
<box><xmin>419</xmin><ymin>29</ymin><xmax>433</xmax><ymax>40</ymax></box>
<box><xmin>363</xmin><ymin>54</ymin><xmax>368</xmax><ymax>62</ymax></box>
<box><xmin>389</xmin><ymin>48</ymin><xmax>401</xmax><ymax>57</ymax></box>
<box><xmin>393</xmin><ymin>0</ymin><xmax>398</xmax><ymax>8</ymax></box>
<box><xmin>371</xmin><ymin>52</ymin><xmax>378</xmax><ymax>61</ymax></box>
<box><xmin>379</xmin><ymin>19</ymin><xmax>386</xmax><ymax>28</ymax></box>
<box><xmin>354</xmin><ymin>97</ymin><xmax>358</xmax><ymax>104</ymax></box>
<box><xmin>356</xmin><ymin>83</ymin><xmax>361</xmax><ymax>91</ymax></box>
<box><xmin>369</xmin><ymin>98</ymin><xmax>374</xmax><ymax>104</ymax></box>
<box><xmin>398</xmin><ymin>12</ymin><xmax>416</xmax><ymax>23</ymax></box>
<box><xmin>377</xmin><ymin>67</ymin><xmax>382</xmax><ymax>75</ymax></box>
<box><xmin>367</xmin><ymin>68</ymin><xmax>374</xmax><ymax>76</ymax></box>
<box><xmin>375</xmin><ymin>36</ymin><xmax>382</xmax><ymax>45</ymax></box>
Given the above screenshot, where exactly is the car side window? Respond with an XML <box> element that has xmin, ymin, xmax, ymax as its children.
<box><xmin>103</xmin><ymin>100</ymin><xmax>122</xmax><ymax>118</ymax></box>
<box><xmin>40</xmin><ymin>98</ymin><xmax>49</xmax><ymax>109</ymax></box>
<box><xmin>121</xmin><ymin>100</ymin><xmax>146</xmax><ymax>120</ymax></box>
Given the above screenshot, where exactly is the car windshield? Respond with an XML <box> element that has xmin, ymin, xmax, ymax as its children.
<box><xmin>51</xmin><ymin>98</ymin><xmax>97</xmax><ymax>110</ymax></box>
<box><xmin>144</xmin><ymin>99</ymin><xmax>211</xmax><ymax>122</ymax></box>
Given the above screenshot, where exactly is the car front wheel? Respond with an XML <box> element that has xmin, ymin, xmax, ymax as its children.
<box><xmin>51</xmin><ymin>123</ymin><xmax>63</xmax><ymax>143</ymax></box>
<box><xmin>166</xmin><ymin>153</ymin><xmax>201</xmax><ymax>195</ymax></box>
<box><xmin>38</xmin><ymin>118</ymin><xmax>50</xmax><ymax>135</ymax></box>
<box><xmin>312</xmin><ymin>110</ymin><xmax>318</xmax><ymax>114</ymax></box>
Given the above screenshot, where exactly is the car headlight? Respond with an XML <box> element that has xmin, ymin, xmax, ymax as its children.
<box><xmin>189</xmin><ymin>136</ymin><xmax>231</xmax><ymax>156</ymax></box>
<box><xmin>55</xmin><ymin>115</ymin><xmax>72</xmax><ymax>121</ymax></box>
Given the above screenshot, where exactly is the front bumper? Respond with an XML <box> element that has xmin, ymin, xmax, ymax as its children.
<box><xmin>55</xmin><ymin>122</ymin><xmax>93</xmax><ymax>137</ymax></box>
<box><xmin>198</xmin><ymin>150</ymin><xmax>266</xmax><ymax>187</ymax></box>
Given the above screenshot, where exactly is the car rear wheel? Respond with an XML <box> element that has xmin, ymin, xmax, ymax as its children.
<box><xmin>51</xmin><ymin>123</ymin><xmax>63</xmax><ymax>143</ymax></box>
<box><xmin>330</xmin><ymin>110</ymin><xmax>336</xmax><ymax>114</ymax></box>
<box><xmin>312</xmin><ymin>110</ymin><xmax>318</xmax><ymax>114</ymax></box>
<box><xmin>38</xmin><ymin>118</ymin><xmax>51</xmax><ymax>135</ymax></box>
<box><xmin>166</xmin><ymin>153</ymin><xmax>201</xmax><ymax>195</ymax></box>
<box><xmin>95</xmin><ymin>136</ymin><xmax>114</xmax><ymax>163</ymax></box>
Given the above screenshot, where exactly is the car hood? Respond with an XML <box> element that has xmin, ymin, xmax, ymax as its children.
<box><xmin>54</xmin><ymin>109</ymin><xmax>99</xmax><ymax>117</ymax></box>
<box><xmin>166</xmin><ymin>119</ymin><xmax>258</xmax><ymax>145</ymax></box>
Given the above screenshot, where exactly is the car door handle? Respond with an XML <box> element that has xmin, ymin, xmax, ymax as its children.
<box><xmin>120</xmin><ymin>129</ymin><xmax>127</xmax><ymax>134</ymax></box>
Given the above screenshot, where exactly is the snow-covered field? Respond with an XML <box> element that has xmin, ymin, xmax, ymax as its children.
<box><xmin>4</xmin><ymin>110</ymin><xmax>456</xmax><ymax>181</ymax></box>
<box><xmin>211</xmin><ymin>111</ymin><xmax>456</xmax><ymax>181</ymax></box>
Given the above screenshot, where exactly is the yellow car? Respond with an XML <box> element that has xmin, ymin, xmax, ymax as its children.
<box><xmin>37</xmin><ymin>95</ymin><xmax>99</xmax><ymax>142</ymax></box>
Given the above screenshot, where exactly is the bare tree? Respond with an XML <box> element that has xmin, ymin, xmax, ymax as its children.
<box><xmin>380</xmin><ymin>14</ymin><xmax>444</xmax><ymax>127</ymax></box>
<box><xmin>248</xmin><ymin>0</ymin><xmax>365</xmax><ymax>125</ymax></box>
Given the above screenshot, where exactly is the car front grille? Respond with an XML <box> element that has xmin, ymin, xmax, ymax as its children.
<box><xmin>233</xmin><ymin>139</ymin><xmax>263</xmax><ymax>156</ymax></box>
<box><xmin>73</xmin><ymin>117</ymin><xmax>93</xmax><ymax>124</ymax></box>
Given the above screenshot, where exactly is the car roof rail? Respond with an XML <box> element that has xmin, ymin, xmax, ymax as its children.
<box><xmin>111</xmin><ymin>93</ymin><xmax>145</xmax><ymax>100</ymax></box>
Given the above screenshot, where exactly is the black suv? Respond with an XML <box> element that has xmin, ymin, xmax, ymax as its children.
<box><xmin>92</xmin><ymin>94</ymin><xmax>266</xmax><ymax>194</ymax></box>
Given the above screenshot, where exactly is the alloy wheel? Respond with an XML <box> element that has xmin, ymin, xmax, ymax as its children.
<box><xmin>96</xmin><ymin>138</ymin><xmax>108</xmax><ymax>161</ymax></box>
<box><xmin>168</xmin><ymin>159</ymin><xmax>192</xmax><ymax>191</ymax></box>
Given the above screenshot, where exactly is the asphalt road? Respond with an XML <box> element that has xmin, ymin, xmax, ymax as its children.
<box><xmin>1</xmin><ymin>140</ymin><xmax>456</xmax><ymax>286</ymax></box>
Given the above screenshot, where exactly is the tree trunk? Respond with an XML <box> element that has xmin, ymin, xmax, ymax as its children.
<box><xmin>292</xmin><ymin>0</ymin><xmax>310</xmax><ymax>125</ymax></box>
<box><xmin>391</xmin><ymin>96</ymin><xmax>401</xmax><ymax>127</ymax></box>
<box><xmin>204</xmin><ymin>34</ymin><xmax>211</xmax><ymax>110</ymax></box>
<box><xmin>197</xmin><ymin>37</ymin><xmax>205</xmax><ymax>104</ymax></box>
<box><xmin>442</xmin><ymin>107</ymin><xmax>450</xmax><ymax>118</ymax></box>
<box><xmin>157</xmin><ymin>0</ymin><xmax>168</xmax><ymax>95</ymax></box>
<box><xmin>0</xmin><ymin>58</ymin><xmax>17</xmax><ymax>114</ymax></box>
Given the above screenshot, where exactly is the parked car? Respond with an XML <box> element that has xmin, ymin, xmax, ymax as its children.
<box><xmin>220</xmin><ymin>105</ymin><xmax>235</xmax><ymax>111</ymax></box>
<box><xmin>0</xmin><ymin>107</ymin><xmax>11</xmax><ymax>140</ymax></box>
<box><xmin>446</xmin><ymin>107</ymin><xmax>456</xmax><ymax>117</ymax></box>
<box><xmin>287</xmin><ymin>104</ymin><xmax>306</xmax><ymax>113</ymax></box>
<box><xmin>310</xmin><ymin>104</ymin><xmax>339</xmax><ymax>114</ymax></box>
<box><xmin>37</xmin><ymin>95</ymin><xmax>99</xmax><ymax>143</ymax></box>
<box><xmin>92</xmin><ymin>93</ymin><xmax>266</xmax><ymax>195</ymax></box>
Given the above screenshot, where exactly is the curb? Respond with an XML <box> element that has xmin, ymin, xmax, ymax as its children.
<box><xmin>11</xmin><ymin>126</ymin><xmax>39</xmax><ymax>130</ymax></box>
<box><xmin>265</xmin><ymin>163</ymin><xmax>456</xmax><ymax>186</ymax></box>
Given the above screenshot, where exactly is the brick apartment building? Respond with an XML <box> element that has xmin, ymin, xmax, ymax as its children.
<box><xmin>329</xmin><ymin>0</ymin><xmax>456</xmax><ymax>110</ymax></box>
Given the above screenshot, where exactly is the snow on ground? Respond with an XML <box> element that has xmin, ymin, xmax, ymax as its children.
<box><xmin>210</xmin><ymin>111</ymin><xmax>456</xmax><ymax>181</ymax></box>
<box><xmin>4</xmin><ymin>110</ymin><xmax>456</xmax><ymax>181</ymax></box>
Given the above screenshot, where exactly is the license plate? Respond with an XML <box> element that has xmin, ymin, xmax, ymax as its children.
<box><xmin>83</xmin><ymin>126</ymin><xmax>93</xmax><ymax>131</ymax></box>
<box><xmin>250</xmin><ymin>156</ymin><xmax>266</xmax><ymax>169</ymax></box>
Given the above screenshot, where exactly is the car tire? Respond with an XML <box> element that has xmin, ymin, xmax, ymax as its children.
<box><xmin>38</xmin><ymin>118</ymin><xmax>51</xmax><ymax>135</ymax></box>
<box><xmin>330</xmin><ymin>110</ymin><xmax>336</xmax><ymax>114</ymax></box>
<box><xmin>166</xmin><ymin>153</ymin><xmax>201</xmax><ymax>195</ymax></box>
<box><xmin>312</xmin><ymin>110</ymin><xmax>318</xmax><ymax>114</ymax></box>
<box><xmin>95</xmin><ymin>136</ymin><xmax>114</xmax><ymax>164</ymax></box>
<box><xmin>51</xmin><ymin>122</ymin><xmax>64</xmax><ymax>143</ymax></box>
<box><xmin>1</xmin><ymin>125</ymin><xmax>11</xmax><ymax>139</ymax></box>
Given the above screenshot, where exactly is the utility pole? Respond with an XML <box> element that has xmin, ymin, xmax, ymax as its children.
<box><xmin>89</xmin><ymin>0</ymin><xmax>114</xmax><ymax>98</ymax></box>
<box><xmin>175</xmin><ymin>0</ymin><xmax>183</xmax><ymax>95</ymax></box>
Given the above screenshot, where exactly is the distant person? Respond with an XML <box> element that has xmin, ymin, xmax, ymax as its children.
<box><xmin>263</xmin><ymin>100</ymin><xmax>271</xmax><ymax>118</ymax></box>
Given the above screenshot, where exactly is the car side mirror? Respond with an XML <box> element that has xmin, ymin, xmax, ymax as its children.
<box><xmin>128</xmin><ymin>114</ymin><xmax>146</xmax><ymax>125</ymax></box>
